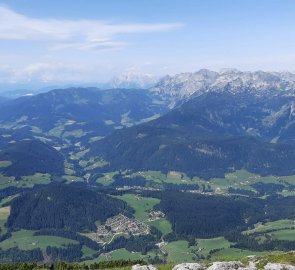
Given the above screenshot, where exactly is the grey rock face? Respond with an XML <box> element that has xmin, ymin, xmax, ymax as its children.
<box><xmin>207</xmin><ymin>261</ymin><xmax>245</xmax><ymax>270</ymax></box>
<box><xmin>264</xmin><ymin>263</ymin><xmax>295</xmax><ymax>270</ymax></box>
<box><xmin>132</xmin><ymin>261</ymin><xmax>295</xmax><ymax>270</ymax></box>
<box><xmin>172</xmin><ymin>263</ymin><xmax>205</xmax><ymax>270</ymax></box>
<box><xmin>151</xmin><ymin>69</ymin><xmax>295</xmax><ymax>106</ymax></box>
<box><xmin>132</xmin><ymin>264</ymin><xmax>158</xmax><ymax>270</ymax></box>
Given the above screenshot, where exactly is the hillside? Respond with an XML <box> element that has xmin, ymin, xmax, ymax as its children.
<box><xmin>0</xmin><ymin>139</ymin><xmax>64</xmax><ymax>177</ymax></box>
<box><xmin>0</xmin><ymin>74</ymin><xmax>295</xmax><ymax>264</ymax></box>
<box><xmin>88</xmin><ymin>91</ymin><xmax>295</xmax><ymax>178</ymax></box>
<box><xmin>6</xmin><ymin>184</ymin><xmax>131</xmax><ymax>231</ymax></box>
<box><xmin>0</xmin><ymin>97</ymin><xmax>9</xmax><ymax>104</ymax></box>
<box><xmin>0</xmin><ymin>87</ymin><xmax>168</xmax><ymax>141</ymax></box>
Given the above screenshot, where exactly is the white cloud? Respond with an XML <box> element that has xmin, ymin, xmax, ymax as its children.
<box><xmin>0</xmin><ymin>6</ymin><xmax>183</xmax><ymax>51</ymax></box>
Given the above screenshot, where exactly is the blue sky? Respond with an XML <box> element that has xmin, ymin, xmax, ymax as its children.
<box><xmin>0</xmin><ymin>0</ymin><xmax>295</xmax><ymax>86</ymax></box>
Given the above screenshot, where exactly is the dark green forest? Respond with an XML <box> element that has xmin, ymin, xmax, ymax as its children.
<box><xmin>6</xmin><ymin>185</ymin><xmax>132</xmax><ymax>231</ymax></box>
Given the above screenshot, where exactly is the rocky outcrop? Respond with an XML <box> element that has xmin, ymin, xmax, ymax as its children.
<box><xmin>132</xmin><ymin>261</ymin><xmax>295</xmax><ymax>270</ymax></box>
<box><xmin>172</xmin><ymin>263</ymin><xmax>205</xmax><ymax>270</ymax></box>
<box><xmin>207</xmin><ymin>261</ymin><xmax>246</xmax><ymax>270</ymax></box>
<box><xmin>132</xmin><ymin>264</ymin><xmax>158</xmax><ymax>270</ymax></box>
<box><xmin>264</xmin><ymin>263</ymin><xmax>295</xmax><ymax>270</ymax></box>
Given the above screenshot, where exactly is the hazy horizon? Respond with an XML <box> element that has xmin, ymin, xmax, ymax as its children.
<box><xmin>1</xmin><ymin>0</ymin><xmax>295</xmax><ymax>87</ymax></box>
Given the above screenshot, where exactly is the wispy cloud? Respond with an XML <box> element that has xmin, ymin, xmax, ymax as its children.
<box><xmin>0</xmin><ymin>6</ymin><xmax>183</xmax><ymax>51</ymax></box>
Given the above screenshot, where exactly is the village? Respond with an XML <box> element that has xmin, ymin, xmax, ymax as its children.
<box><xmin>84</xmin><ymin>214</ymin><xmax>150</xmax><ymax>245</ymax></box>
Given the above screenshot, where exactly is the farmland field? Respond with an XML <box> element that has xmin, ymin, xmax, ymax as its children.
<box><xmin>0</xmin><ymin>230</ymin><xmax>78</xmax><ymax>250</ymax></box>
<box><xmin>116</xmin><ymin>194</ymin><xmax>160</xmax><ymax>221</ymax></box>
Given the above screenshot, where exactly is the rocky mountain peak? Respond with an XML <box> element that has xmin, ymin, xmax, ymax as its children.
<box><xmin>110</xmin><ymin>69</ymin><xmax>158</xmax><ymax>89</ymax></box>
<box><xmin>151</xmin><ymin>69</ymin><xmax>295</xmax><ymax>106</ymax></box>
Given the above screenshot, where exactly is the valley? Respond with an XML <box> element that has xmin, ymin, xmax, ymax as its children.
<box><xmin>0</xmin><ymin>71</ymin><xmax>295</xmax><ymax>264</ymax></box>
<box><xmin>1</xmin><ymin>0</ymin><xmax>295</xmax><ymax>267</ymax></box>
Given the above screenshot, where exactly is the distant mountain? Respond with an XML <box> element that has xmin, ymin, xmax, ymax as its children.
<box><xmin>0</xmin><ymin>87</ymin><xmax>168</xmax><ymax>140</ymax></box>
<box><xmin>0</xmin><ymin>84</ymin><xmax>87</xmax><ymax>98</ymax></box>
<box><xmin>152</xmin><ymin>69</ymin><xmax>295</xmax><ymax>106</ymax></box>
<box><xmin>0</xmin><ymin>139</ymin><xmax>64</xmax><ymax>177</ymax></box>
<box><xmin>88</xmin><ymin>90</ymin><xmax>295</xmax><ymax>178</ymax></box>
<box><xmin>0</xmin><ymin>89</ymin><xmax>35</xmax><ymax>99</ymax></box>
<box><xmin>110</xmin><ymin>70</ymin><xmax>158</xmax><ymax>89</ymax></box>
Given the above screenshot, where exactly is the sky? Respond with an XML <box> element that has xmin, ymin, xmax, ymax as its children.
<box><xmin>0</xmin><ymin>0</ymin><xmax>295</xmax><ymax>87</ymax></box>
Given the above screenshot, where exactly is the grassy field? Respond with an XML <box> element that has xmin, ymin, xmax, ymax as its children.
<box><xmin>0</xmin><ymin>173</ymin><xmax>51</xmax><ymax>189</ymax></box>
<box><xmin>211</xmin><ymin>247</ymin><xmax>267</xmax><ymax>260</ymax></box>
<box><xmin>49</xmin><ymin>122</ymin><xmax>89</xmax><ymax>139</ymax></box>
<box><xmin>84</xmin><ymin>236</ymin><xmax>274</xmax><ymax>264</ymax></box>
<box><xmin>0</xmin><ymin>161</ymin><xmax>12</xmax><ymax>168</ymax></box>
<box><xmin>69</xmin><ymin>149</ymin><xmax>89</xmax><ymax>160</ymax></box>
<box><xmin>96</xmin><ymin>172</ymin><xmax>118</xmax><ymax>186</ymax></box>
<box><xmin>207</xmin><ymin>170</ymin><xmax>295</xmax><ymax>195</ymax></box>
<box><xmin>0</xmin><ymin>195</ymin><xmax>18</xmax><ymax>207</ymax></box>
<box><xmin>196</xmin><ymin>237</ymin><xmax>268</xmax><ymax>260</ymax></box>
<box><xmin>0</xmin><ymin>175</ymin><xmax>16</xmax><ymax>189</ymax></box>
<box><xmin>63</xmin><ymin>129</ymin><xmax>87</xmax><ymax>138</ymax></box>
<box><xmin>271</xmin><ymin>229</ymin><xmax>295</xmax><ymax>241</ymax></box>
<box><xmin>148</xmin><ymin>218</ymin><xmax>172</xmax><ymax>235</ymax></box>
<box><xmin>131</xmin><ymin>171</ymin><xmax>193</xmax><ymax>186</ymax></box>
<box><xmin>21</xmin><ymin>173</ymin><xmax>51</xmax><ymax>187</ymax></box>
<box><xmin>162</xmin><ymin>237</ymin><xmax>268</xmax><ymax>263</ymax></box>
<box><xmin>0</xmin><ymin>230</ymin><xmax>78</xmax><ymax>250</ymax></box>
<box><xmin>89</xmin><ymin>136</ymin><xmax>104</xmax><ymax>143</ymax></box>
<box><xmin>84</xmin><ymin>159</ymin><xmax>109</xmax><ymax>170</ymax></box>
<box><xmin>110</xmin><ymin>249</ymin><xmax>142</xmax><ymax>261</ymax></box>
<box><xmin>64</xmin><ymin>161</ymin><xmax>76</xmax><ymax>175</ymax></box>
<box><xmin>92</xmin><ymin>169</ymin><xmax>205</xmax><ymax>189</ymax></box>
<box><xmin>243</xmin><ymin>219</ymin><xmax>295</xmax><ymax>242</ymax></box>
<box><xmin>116</xmin><ymin>194</ymin><xmax>160</xmax><ymax>221</ymax></box>
<box><xmin>116</xmin><ymin>169</ymin><xmax>295</xmax><ymax>196</ymax></box>
<box><xmin>245</xmin><ymin>219</ymin><xmax>295</xmax><ymax>235</ymax></box>
<box><xmin>81</xmin><ymin>246</ymin><xmax>99</xmax><ymax>259</ymax></box>
<box><xmin>163</xmin><ymin>240</ymin><xmax>196</xmax><ymax>263</ymax></box>
<box><xmin>48</xmin><ymin>125</ymin><xmax>65</xmax><ymax>138</ymax></box>
<box><xmin>89</xmin><ymin>169</ymin><xmax>295</xmax><ymax>197</ymax></box>
<box><xmin>85</xmin><ymin>248</ymin><xmax>142</xmax><ymax>264</ymax></box>
<box><xmin>197</xmin><ymin>237</ymin><xmax>231</xmax><ymax>255</ymax></box>
<box><xmin>0</xmin><ymin>206</ymin><xmax>10</xmax><ymax>236</ymax></box>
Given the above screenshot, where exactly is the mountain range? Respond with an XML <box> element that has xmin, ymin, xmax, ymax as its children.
<box><xmin>110</xmin><ymin>69</ymin><xmax>158</xmax><ymax>89</ymax></box>
<box><xmin>0</xmin><ymin>69</ymin><xmax>295</xmax><ymax>263</ymax></box>
<box><xmin>151</xmin><ymin>69</ymin><xmax>295</xmax><ymax>106</ymax></box>
<box><xmin>89</xmin><ymin>90</ymin><xmax>295</xmax><ymax>178</ymax></box>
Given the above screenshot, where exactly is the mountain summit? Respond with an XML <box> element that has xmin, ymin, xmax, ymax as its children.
<box><xmin>110</xmin><ymin>69</ymin><xmax>158</xmax><ymax>89</ymax></box>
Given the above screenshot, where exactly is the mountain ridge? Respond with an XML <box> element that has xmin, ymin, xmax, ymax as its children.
<box><xmin>88</xmin><ymin>90</ymin><xmax>295</xmax><ymax>178</ymax></box>
<box><xmin>151</xmin><ymin>69</ymin><xmax>295</xmax><ymax>106</ymax></box>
